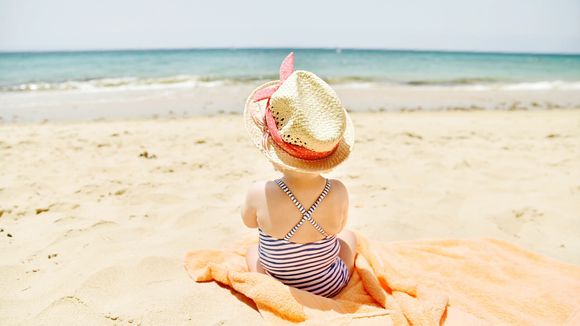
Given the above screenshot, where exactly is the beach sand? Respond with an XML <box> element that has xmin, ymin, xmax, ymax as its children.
<box><xmin>1</xmin><ymin>109</ymin><xmax>580</xmax><ymax>324</ymax></box>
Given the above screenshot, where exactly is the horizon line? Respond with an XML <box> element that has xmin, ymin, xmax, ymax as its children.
<box><xmin>1</xmin><ymin>46</ymin><xmax>579</xmax><ymax>56</ymax></box>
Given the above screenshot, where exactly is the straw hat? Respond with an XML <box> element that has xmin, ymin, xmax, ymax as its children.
<box><xmin>244</xmin><ymin>52</ymin><xmax>354</xmax><ymax>173</ymax></box>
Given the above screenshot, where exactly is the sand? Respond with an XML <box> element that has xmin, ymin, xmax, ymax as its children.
<box><xmin>1</xmin><ymin>109</ymin><xmax>580</xmax><ymax>325</ymax></box>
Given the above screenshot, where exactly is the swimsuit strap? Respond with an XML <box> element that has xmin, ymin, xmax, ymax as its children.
<box><xmin>275</xmin><ymin>178</ymin><xmax>332</xmax><ymax>241</ymax></box>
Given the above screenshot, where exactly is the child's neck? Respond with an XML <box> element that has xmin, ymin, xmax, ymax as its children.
<box><xmin>281</xmin><ymin>170</ymin><xmax>323</xmax><ymax>186</ymax></box>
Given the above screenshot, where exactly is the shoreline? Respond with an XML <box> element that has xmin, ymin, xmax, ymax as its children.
<box><xmin>1</xmin><ymin>84</ymin><xmax>580</xmax><ymax>123</ymax></box>
<box><xmin>0</xmin><ymin>107</ymin><xmax>578</xmax><ymax>128</ymax></box>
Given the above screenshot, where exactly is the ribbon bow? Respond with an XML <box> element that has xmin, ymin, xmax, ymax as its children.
<box><xmin>252</xmin><ymin>52</ymin><xmax>295</xmax><ymax>102</ymax></box>
<box><xmin>252</xmin><ymin>52</ymin><xmax>337</xmax><ymax>161</ymax></box>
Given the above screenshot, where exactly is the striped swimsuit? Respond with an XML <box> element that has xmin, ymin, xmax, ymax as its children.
<box><xmin>258</xmin><ymin>178</ymin><xmax>350</xmax><ymax>298</ymax></box>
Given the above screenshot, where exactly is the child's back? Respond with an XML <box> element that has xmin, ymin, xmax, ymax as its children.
<box><xmin>243</xmin><ymin>172</ymin><xmax>356</xmax><ymax>297</ymax></box>
<box><xmin>242</xmin><ymin>52</ymin><xmax>356</xmax><ymax>297</ymax></box>
<box><xmin>247</xmin><ymin>174</ymin><xmax>347</xmax><ymax>243</ymax></box>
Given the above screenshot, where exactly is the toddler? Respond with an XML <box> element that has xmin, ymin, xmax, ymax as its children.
<box><xmin>241</xmin><ymin>53</ymin><xmax>356</xmax><ymax>298</ymax></box>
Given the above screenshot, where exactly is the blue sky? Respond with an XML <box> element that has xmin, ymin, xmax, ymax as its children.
<box><xmin>1</xmin><ymin>0</ymin><xmax>579</xmax><ymax>53</ymax></box>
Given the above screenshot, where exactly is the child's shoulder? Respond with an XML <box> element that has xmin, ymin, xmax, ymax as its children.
<box><xmin>245</xmin><ymin>180</ymin><xmax>267</xmax><ymax>197</ymax></box>
<box><xmin>328</xmin><ymin>178</ymin><xmax>347</xmax><ymax>190</ymax></box>
<box><xmin>328</xmin><ymin>179</ymin><xmax>348</xmax><ymax>201</ymax></box>
<box><xmin>244</xmin><ymin>180</ymin><xmax>275</xmax><ymax>199</ymax></box>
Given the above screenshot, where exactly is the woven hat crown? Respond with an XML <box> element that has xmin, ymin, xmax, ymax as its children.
<box><xmin>269</xmin><ymin>70</ymin><xmax>347</xmax><ymax>152</ymax></box>
<box><xmin>244</xmin><ymin>52</ymin><xmax>354</xmax><ymax>172</ymax></box>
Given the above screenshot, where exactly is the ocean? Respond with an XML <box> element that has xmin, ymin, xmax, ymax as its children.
<box><xmin>1</xmin><ymin>48</ymin><xmax>580</xmax><ymax>92</ymax></box>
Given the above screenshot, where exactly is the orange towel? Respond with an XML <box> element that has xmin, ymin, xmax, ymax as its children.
<box><xmin>184</xmin><ymin>233</ymin><xmax>580</xmax><ymax>325</ymax></box>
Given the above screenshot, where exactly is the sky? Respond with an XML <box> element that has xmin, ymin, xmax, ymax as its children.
<box><xmin>1</xmin><ymin>0</ymin><xmax>579</xmax><ymax>53</ymax></box>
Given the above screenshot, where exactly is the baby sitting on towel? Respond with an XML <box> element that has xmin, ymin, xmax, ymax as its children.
<box><xmin>241</xmin><ymin>53</ymin><xmax>356</xmax><ymax>298</ymax></box>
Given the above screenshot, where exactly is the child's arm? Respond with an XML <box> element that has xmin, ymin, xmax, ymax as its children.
<box><xmin>241</xmin><ymin>182</ymin><xmax>260</xmax><ymax>228</ymax></box>
<box><xmin>333</xmin><ymin>179</ymin><xmax>350</xmax><ymax>231</ymax></box>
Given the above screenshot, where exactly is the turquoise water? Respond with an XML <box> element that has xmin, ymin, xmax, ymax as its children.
<box><xmin>1</xmin><ymin>48</ymin><xmax>580</xmax><ymax>92</ymax></box>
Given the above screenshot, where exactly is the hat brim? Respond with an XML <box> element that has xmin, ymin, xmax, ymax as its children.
<box><xmin>244</xmin><ymin>81</ymin><xmax>355</xmax><ymax>173</ymax></box>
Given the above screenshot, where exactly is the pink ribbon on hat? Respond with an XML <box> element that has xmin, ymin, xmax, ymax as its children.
<box><xmin>252</xmin><ymin>52</ymin><xmax>337</xmax><ymax>161</ymax></box>
<box><xmin>252</xmin><ymin>52</ymin><xmax>295</xmax><ymax>101</ymax></box>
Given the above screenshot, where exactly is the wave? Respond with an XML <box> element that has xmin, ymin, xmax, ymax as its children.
<box><xmin>499</xmin><ymin>81</ymin><xmax>580</xmax><ymax>90</ymax></box>
<box><xmin>2</xmin><ymin>75</ymin><xmax>580</xmax><ymax>93</ymax></box>
<box><xmin>409</xmin><ymin>80</ymin><xmax>580</xmax><ymax>91</ymax></box>
<box><xmin>402</xmin><ymin>78</ymin><xmax>580</xmax><ymax>90</ymax></box>
<box><xmin>0</xmin><ymin>75</ymin><xmax>235</xmax><ymax>92</ymax></box>
<box><xmin>406</xmin><ymin>77</ymin><xmax>501</xmax><ymax>86</ymax></box>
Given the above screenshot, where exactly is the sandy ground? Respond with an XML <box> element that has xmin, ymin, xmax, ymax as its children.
<box><xmin>1</xmin><ymin>110</ymin><xmax>580</xmax><ymax>325</ymax></box>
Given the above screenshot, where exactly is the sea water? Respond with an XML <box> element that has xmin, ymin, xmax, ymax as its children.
<box><xmin>1</xmin><ymin>48</ymin><xmax>580</xmax><ymax>92</ymax></box>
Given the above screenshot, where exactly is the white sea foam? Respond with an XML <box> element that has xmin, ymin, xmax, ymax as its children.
<box><xmin>425</xmin><ymin>81</ymin><xmax>580</xmax><ymax>91</ymax></box>
<box><xmin>3</xmin><ymin>76</ymin><xmax>580</xmax><ymax>94</ymax></box>
<box><xmin>500</xmin><ymin>81</ymin><xmax>580</xmax><ymax>91</ymax></box>
<box><xmin>1</xmin><ymin>75</ymin><xmax>231</xmax><ymax>93</ymax></box>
